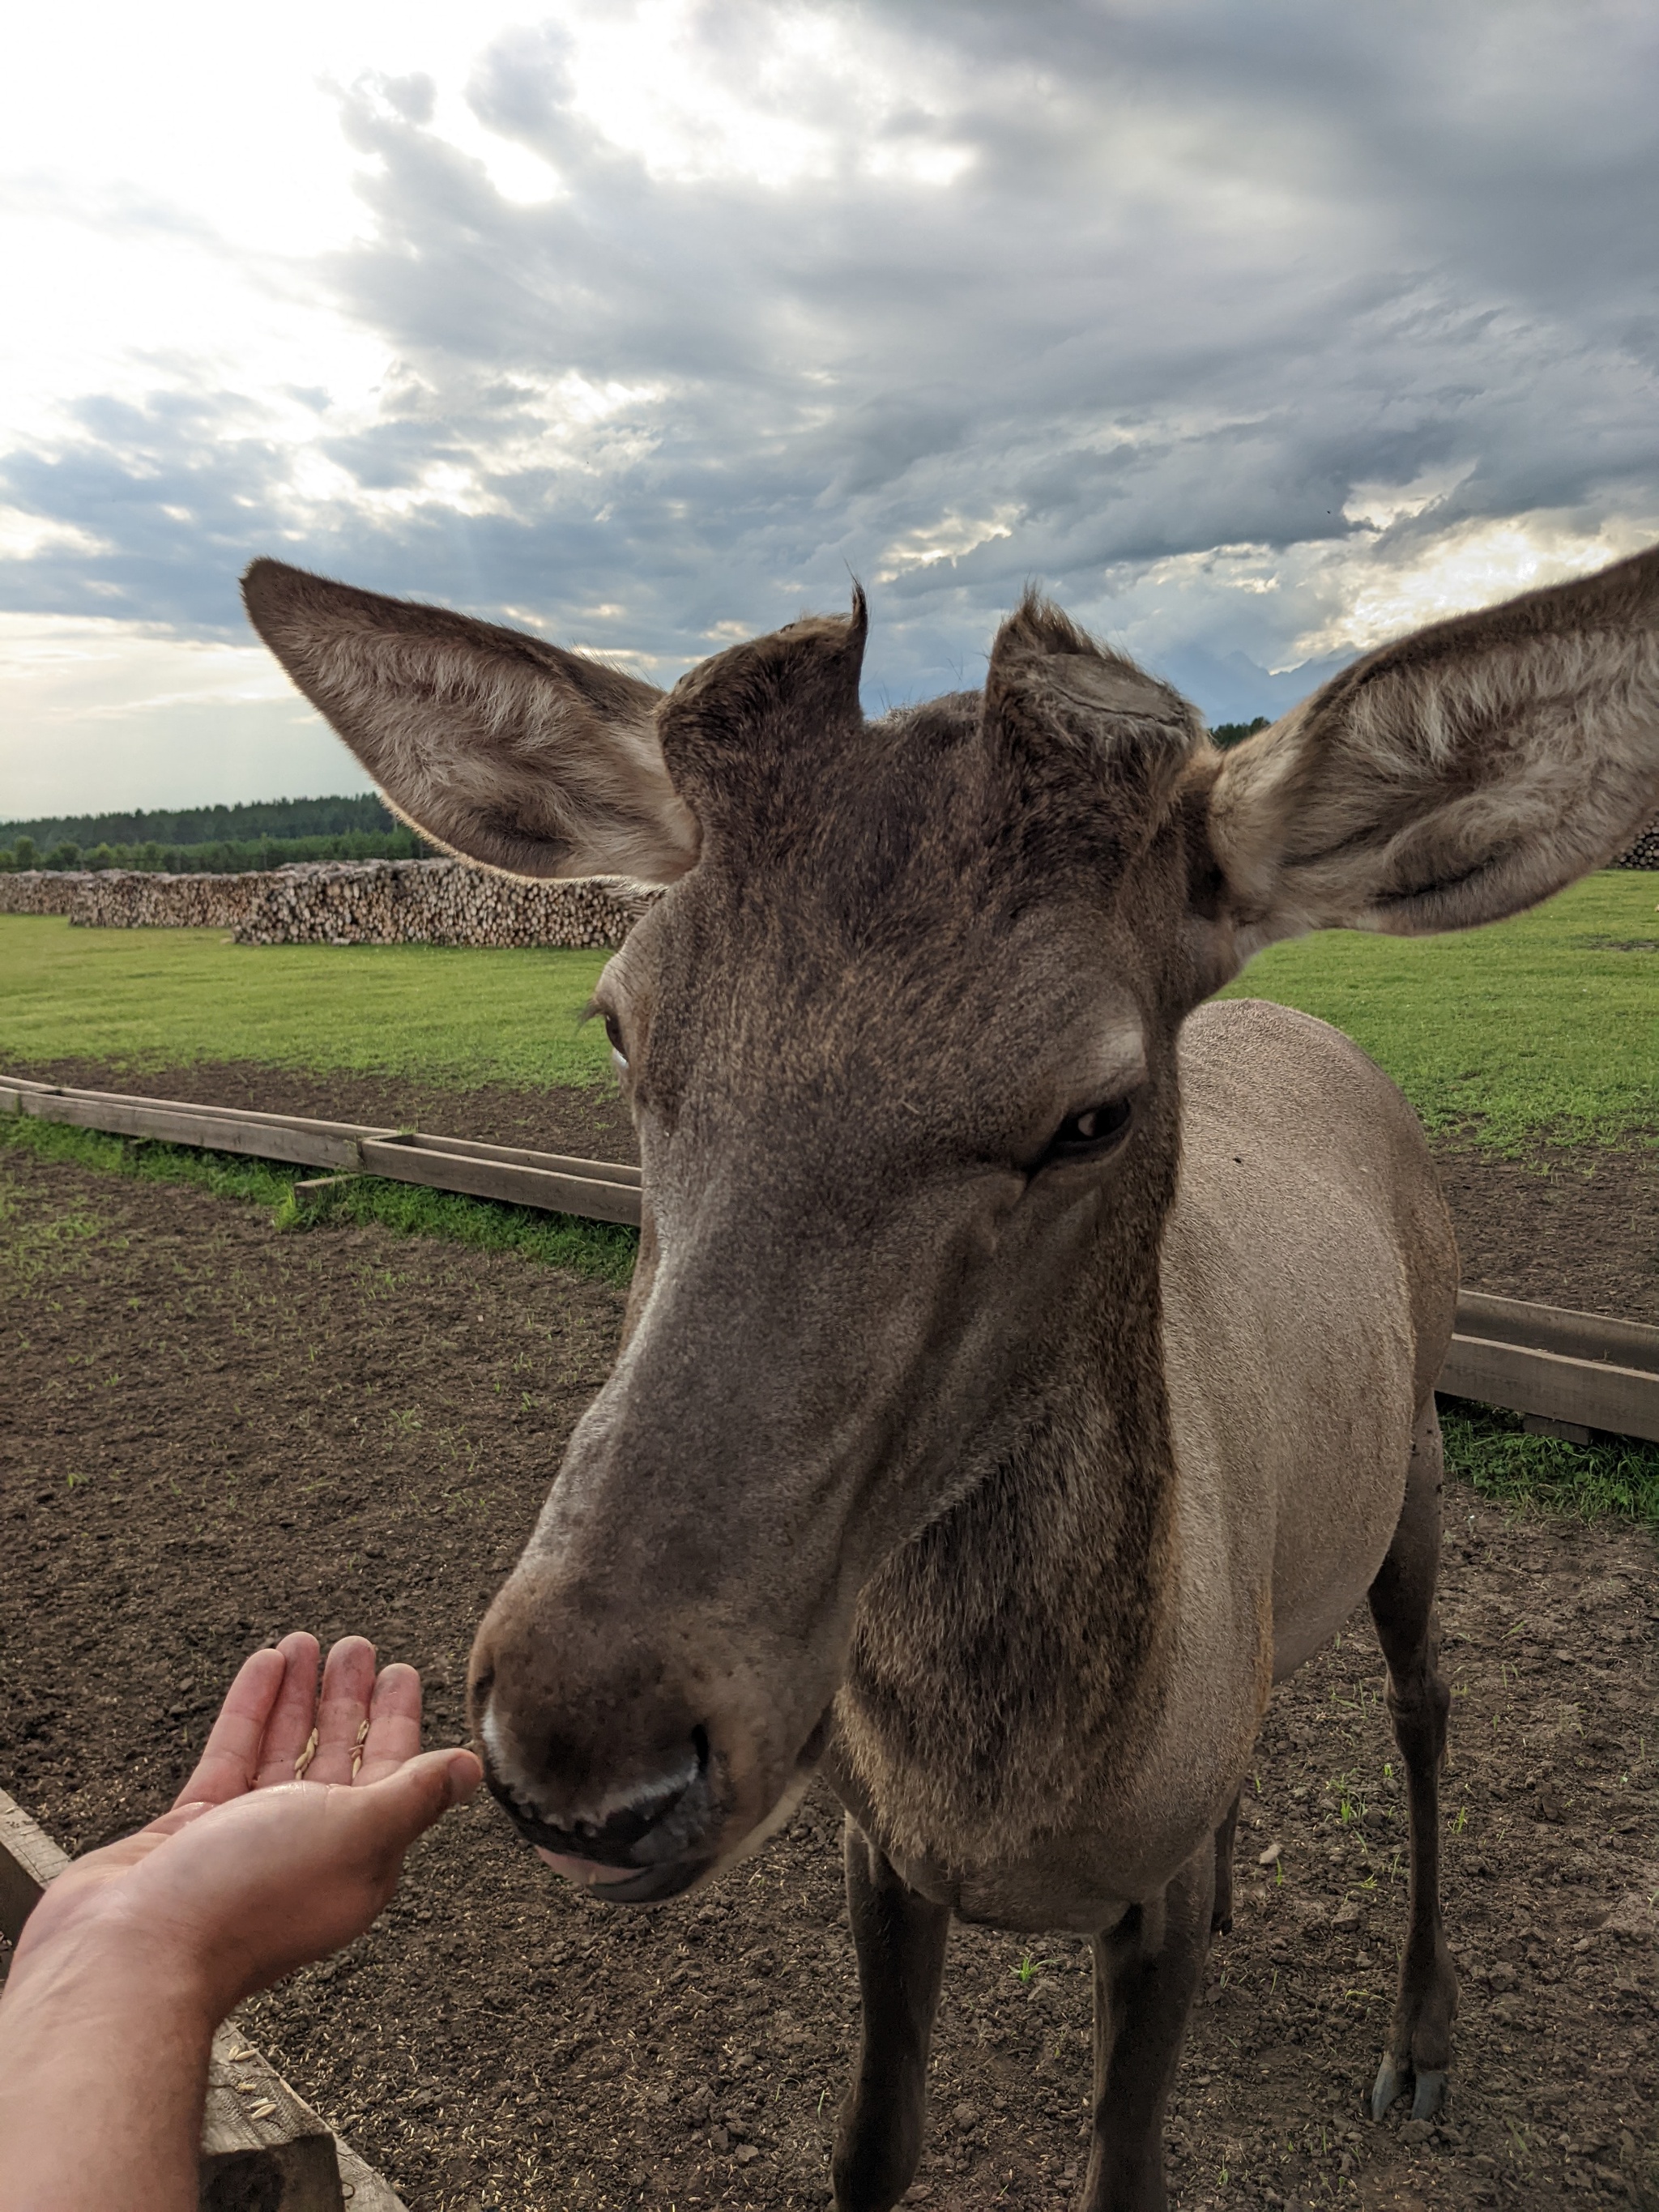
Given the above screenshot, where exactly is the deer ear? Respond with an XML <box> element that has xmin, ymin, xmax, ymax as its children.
<box><xmin>1207</xmin><ymin>544</ymin><xmax>1659</xmax><ymax>957</ymax></box>
<box><xmin>241</xmin><ymin>560</ymin><xmax>701</xmax><ymax>883</ymax></box>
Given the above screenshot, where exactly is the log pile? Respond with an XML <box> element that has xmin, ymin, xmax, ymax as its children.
<box><xmin>3</xmin><ymin>812</ymin><xmax>1657</xmax><ymax>941</ymax></box>
<box><xmin>0</xmin><ymin>862</ymin><xmax>660</xmax><ymax>948</ymax></box>
<box><xmin>0</xmin><ymin>872</ymin><xmax>84</xmax><ymax>915</ymax></box>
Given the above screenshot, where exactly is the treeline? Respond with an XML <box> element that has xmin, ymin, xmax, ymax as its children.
<box><xmin>2</xmin><ymin>792</ymin><xmax>398</xmax><ymax>850</ymax></box>
<box><xmin>0</xmin><ymin>791</ymin><xmax>439</xmax><ymax>874</ymax></box>
<box><xmin>0</xmin><ymin>828</ymin><xmax>437</xmax><ymax>874</ymax></box>
<box><xmin>1209</xmin><ymin>717</ymin><xmax>1271</xmax><ymax>748</ymax></box>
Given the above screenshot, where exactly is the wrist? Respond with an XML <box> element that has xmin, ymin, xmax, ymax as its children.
<box><xmin>0</xmin><ymin>1903</ymin><xmax>220</xmax><ymax>2212</ymax></box>
<box><xmin>8</xmin><ymin>1894</ymin><xmax>224</xmax><ymax>2041</ymax></box>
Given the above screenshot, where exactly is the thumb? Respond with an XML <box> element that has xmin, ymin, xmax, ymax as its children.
<box><xmin>357</xmin><ymin>1748</ymin><xmax>484</xmax><ymax>1848</ymax></box>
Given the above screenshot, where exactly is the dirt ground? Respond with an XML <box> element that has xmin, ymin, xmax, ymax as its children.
<box><xmin>11</xmin><ymin>1054</ymin><xmax>1659</xmax><ymax>1324</ymax></box>
<box><xmin>1</xmin><ymin>1114</ymin><xmax>1656</xmax><ymax>2210</ymax></box>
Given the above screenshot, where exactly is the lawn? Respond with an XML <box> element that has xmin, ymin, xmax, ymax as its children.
<box><xmin>1</xmin><ymin>868</ymin><xmax>1654</xmax><ymax>1144</ymax></box>
<box><xmin>0</xmin><ymin>916</ymin><xmax>613</xmax><ymax>1089</ymax></box>
<box><xmin>1219</xmin><ymin>868</ymin><xmax>1657</xmax><ymax>1150</ymax></box>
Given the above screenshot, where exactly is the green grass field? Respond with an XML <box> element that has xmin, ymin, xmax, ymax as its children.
<box><xmin>0</xmin><ymin>916</ymin><xmax>613</xmax><ymax>1088</ymax></box>
<box><xmin>3</xmin><ymin>869</ymin><xmax>1655</xmax><ymax>1143</ymax></box>
<box><xmin>1218</xmin><ymin>868</ymin><xmax>1657</xmax><ymax>1150</ymax></box>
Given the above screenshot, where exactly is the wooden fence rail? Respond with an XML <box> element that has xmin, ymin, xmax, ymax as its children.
<box><xmin>0</xmin><ymin>1074</ymin><xmax>642</xmax><ymax>1224</ymax></box>
<box><xmin>5</xmin><ymin>1075</ymin><xmax>1657</xmax><ymax>1443</ymax></box>
<box><xmin>0</xmin><ymin>1788</ymin><xmax>405</xmax><ymax>2211</ymax></box>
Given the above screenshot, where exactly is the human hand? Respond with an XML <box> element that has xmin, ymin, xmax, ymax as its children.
<box><xmin>11</xmin><ymin>1633</ymin><xmax>481</xmax><ymax>2021</ymax></box>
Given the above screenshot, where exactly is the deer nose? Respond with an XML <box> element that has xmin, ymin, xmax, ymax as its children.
<box><xmin>476</xmin><ymin>1692</ymin><xmax>720</xmax><ymax>1901</ymax></box>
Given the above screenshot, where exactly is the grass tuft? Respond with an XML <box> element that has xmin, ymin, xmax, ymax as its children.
<box><xmin>1440</xmin><ymin>1397</ymin><xmax>1659</xmax><ymax>1524</ymax></box>
<box><xmin>1</xmin><ymin>1111</ymin><xmax>638</xmax><ymax>1289</ymax></box>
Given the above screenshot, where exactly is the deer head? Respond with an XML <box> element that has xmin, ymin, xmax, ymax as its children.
<box><xmin>245</xmin><ymin>548</ymin><xmax>1659</xmax><ymax>1899</ymax></box>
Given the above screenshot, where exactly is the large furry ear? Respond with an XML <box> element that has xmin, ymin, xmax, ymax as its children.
<box><xmin>241</xmin><ymin>560</ymin><xmax>700</xmax><ymax>883</ymax></box>
<box><xmin>1208</xmin><ymin>544</ymin><xmax>1659</xmax><ymax>955</ymax></box>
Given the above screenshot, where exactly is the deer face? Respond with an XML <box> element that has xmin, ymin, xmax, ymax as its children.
<box><xmin>464</xmin><ymin>606</ymin><xmax>1215</xmax><ymax>1897</ymax></box>
<box><xmin>243</xmin><ymin>548</ymin><xmax>1659</xmax><ymax>1895</ymax></box>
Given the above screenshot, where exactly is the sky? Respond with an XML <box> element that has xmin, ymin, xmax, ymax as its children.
<box><xmin>3</xmin><ymin>0</ymin><xmax>1658</xmax><ymax>817</ymax></box>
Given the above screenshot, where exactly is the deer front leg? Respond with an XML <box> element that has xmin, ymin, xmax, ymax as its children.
<box><xmin>831</xmin><ymin>1818</ymin><xmax>952</xmax><ymax>2212</ymax></box>
<box><xmin>1210</xmin><ymin>1788</ymin><xmax>1241</xmax><ymax>1935</ymax></box>
<box><xmin>1366</xmin><ymin>1396</ymin><xmax>1458</xmax><ymax>2124</ymax></box>
<box><xmin>1082</xmin><ymin>1841</ymin><xmax>1214</xmax><ymax>2212</ymax></box>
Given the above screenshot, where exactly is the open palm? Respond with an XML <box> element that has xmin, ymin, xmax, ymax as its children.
<box><xmin>15</xmin><ymin>1633</ymin><xmax>480</xmax><ymax>2014</ymax></box>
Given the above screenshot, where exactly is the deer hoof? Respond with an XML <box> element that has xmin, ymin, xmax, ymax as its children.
<box><xmin>1410</xmin><ymin>2069</ymin><xmax>1448</xmax><ymax>2123</ymax></box>
<box><xmin>1369</xmin><ymin>2056</ymin><xmax>1403</xmax><ymax>2121</ymax></box>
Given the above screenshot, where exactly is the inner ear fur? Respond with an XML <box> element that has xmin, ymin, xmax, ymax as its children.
<box><xmin>654</xmin><ymin>595</ymin><xmax>868</xmax><ymax>850</ymax></box>
<box><xmin>1209</xmin><ymin>543</ymin><xmax>1659</xmax><ymax>950</ymax></box>
<box><xmin>241</xmin><ymin>559</ymin><xmax>700</xmax><ymax>883</ymax></box>
<box><xmin>983</xmin><ymin>594</ymin><xmax>1205</xmax><ymax>834</ymax></box>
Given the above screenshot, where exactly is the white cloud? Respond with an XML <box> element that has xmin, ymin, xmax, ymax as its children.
<box><xmin>1289</xmin><ymin>514</ymin><xmax>1659</xmax><ymax>662</ymax></box>
<box><xmin>0</xmin><ymin>614</ymin><xmax>363</xmax><ymax>816</ymax></box>
<box><xmin>2</xmin><ymin>1</ymin><xmax>1658</xmax><ymax>806</ymax></box>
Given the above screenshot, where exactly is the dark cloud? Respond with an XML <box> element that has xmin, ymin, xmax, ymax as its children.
<box><xmin>5</xmin><ymin>0</ymin><xmax>1658</xmax><ymax>721</ymax></box>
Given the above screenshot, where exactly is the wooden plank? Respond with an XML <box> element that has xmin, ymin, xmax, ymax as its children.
<box><xmin>2</xmin><ymin>1076</ymin><xmax>374</xmax><ymax>1138</ymax></box>
<box><xmin>15</xmin><ymin>1078</ymin><xmax>1659</xmax><ymax>1430</ymax></box>
<box><xmin>1</xmin><ymin>1078</ymin><xmax>641</xmax><ymax>1212</ymax></box>
<box><xmin>1455</xmin><ymin>1289</ymin><xmax>1659</xmax><ymax>1376</ymax></box>
<box><xmin>291</xmin><ymin>1175</ymin><xmax>353</xmax><ymax>1215</ymax></box>
<box><xmin>4</xmin><ymin>1086</ymin><xmax>388</xmax><ymax>1173</ymax></box>
<box><xmin>0</xmin><ymin>1788</ymin><xmax>70</xmax><ymax>1942</ymax></box>
<box><xmin>402</xmin><ymin>1129</ymin><xmax>642</xmax><ymax>1188</ymax></box>
<box><xmin>0</xmin><ymin>1788</ymin><xmax>404</xmax><ymax>2212</ymax></box>
<box><xmin>201</xmin><ymin>2028</ymin><xmax>342</xmax><ymax>2211</ymax></box>
<box><xmin>334</xmin><ymin>2139</ymin><xmax>408</xmax><ymax>2212</ymax></box>
<box><xmin>1439</xmin><ymin>1333</ymin><xmax>1659</xmax><ymax>1443</ymax></box>
<box><xmin>358</xmin><ymin>1137</ymin><xmax>643</xmax><ymax>1226</ymax></box>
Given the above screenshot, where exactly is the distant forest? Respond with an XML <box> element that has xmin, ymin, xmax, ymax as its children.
<box><xmin>0</xmin><ymin>792</ymin><xmax>438</xmax><ymax>873</ymax></box>
<box><xmin>1209</xmin><ymin>717</ymin><xmax>1271</xmax><ymax>747</ymax></box>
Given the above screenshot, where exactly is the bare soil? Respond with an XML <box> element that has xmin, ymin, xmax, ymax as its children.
<box><xmin>8</xmin><ymin>1055</ymin><xmax>1659</xmax><ymax>1324</ymax></box>
<box><xmin>1</xmin><ymin>1131</ymin><xmax>1656</xmax><ymax>2211</ymax></box>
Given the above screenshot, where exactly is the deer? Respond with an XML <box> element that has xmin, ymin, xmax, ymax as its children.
<box><xmin>244</xmin><ymin>544</ymin><xmax>1659</xmax><ymax>2210</ymax></box>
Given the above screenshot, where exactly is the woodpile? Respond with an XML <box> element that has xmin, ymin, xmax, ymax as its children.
<box><xmin>3</xmin><ymin>812</ymin><xmax>1657</xmax><ymax>942</ymax></box>
<box><xmin>0</xmin><ymin>872</ymin><xmax>83</xmax><ymax>915</ymax></box>
<box><xmin>0</xmin><ymin>861</ymin><xmax>660</xmax><ymax>948</ymax></box>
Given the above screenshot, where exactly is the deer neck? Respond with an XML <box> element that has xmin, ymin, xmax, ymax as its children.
<box><xmin>828</xmin><ymin>1184</ymin><xmax>1180</xmax><ymax>1884</ymax></box>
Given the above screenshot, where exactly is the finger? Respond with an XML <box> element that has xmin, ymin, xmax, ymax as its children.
<box><xmin>354</xmin><ymin>1663</ymin><xmax>424</xmax><ymax>1786</ymax></box>
<box><xmin>172</xmin><ymin>1646</ymin><xmax>289</xmax><ymax>1809</ymax></box>
<box><xmin>306</xmin><ymin>1637</ymin><xmax>378</xmax><ymax>1785</ymax></box>
<box><xmin>253</xmin><ymin>1633</ymin><xmax>323</xmax><ymax>1788</ymax></box>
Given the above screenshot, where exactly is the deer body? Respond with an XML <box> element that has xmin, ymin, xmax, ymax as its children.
<box><xmin>244</xmin><ymin>544</ymin><xmax>1659</xmax><ymax>2210</ymax></box>
<box><xmin>830</xmin><ymin>997</ymin><xmax>1453</xmax><ymax>1937</ymax></box>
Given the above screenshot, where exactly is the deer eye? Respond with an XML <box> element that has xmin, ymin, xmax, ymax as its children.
<box><xmin>603</xmin><ymin>1012</ymin><xmax>629</xmax><ymax>1072</ymax></box>
<box><xmin>1038</xmin><ymin>1095</ymin><xmax>1134</xmax><ymax>1168</ymax></box>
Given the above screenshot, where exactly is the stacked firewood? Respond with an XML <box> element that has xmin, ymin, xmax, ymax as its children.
<box><xmin>0</xmin><ymin>862</ymin><xmax>660</xmax><ymax>948</ymax></box>
<box><xmin>4</xmin><ymin>816</ymin><xmax>1659</xmax><ymax>940</ymax></box>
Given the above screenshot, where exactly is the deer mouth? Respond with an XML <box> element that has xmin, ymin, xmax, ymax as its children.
<box><xmin>488</xmin><ymin>1702</ymin><xmax>837</xmax><ymax>1904</ymax></box>
<box><xmin>531</xmin><ymin>1845</ymin><xmax>714</xmax><ymax>1903</ymax></box>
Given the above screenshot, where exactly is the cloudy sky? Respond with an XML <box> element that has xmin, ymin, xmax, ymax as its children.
<box><xmin>4</xmin><ymin>0</ymin><xmax>1657</xmax><ymax>816</ymax></box>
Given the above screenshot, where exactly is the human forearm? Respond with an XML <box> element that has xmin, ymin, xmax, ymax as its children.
<box><xmin>0</xmin><ymin>1921</ymin><xmax>215</xmax><ymax>2212</ymax></box>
